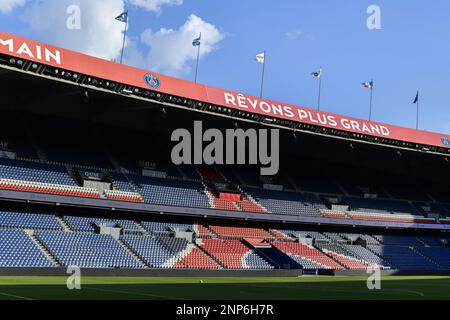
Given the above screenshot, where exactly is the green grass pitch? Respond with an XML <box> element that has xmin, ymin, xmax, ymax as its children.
<box><xmin>0</xmin><ymin>276</ymin><xmax>449</xmax><ymax>300</ymax></box>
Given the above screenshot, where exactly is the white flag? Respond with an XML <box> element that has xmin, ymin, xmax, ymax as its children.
<box><xmin>255</xmin><ymin>52</ymin><xmax>265</xmax><ymax>63</ymax></box>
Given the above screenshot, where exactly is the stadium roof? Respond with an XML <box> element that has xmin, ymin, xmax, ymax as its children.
<box><xmin>1</xmin><ymin>31</ymin><xmax>449</xmax><ymax>156</ymax></box>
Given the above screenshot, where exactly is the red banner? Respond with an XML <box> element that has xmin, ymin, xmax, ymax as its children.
<box><xmin>1</xmin><ymin>31</ymin><xmax>449</xmax><ymax>150</ymax></box>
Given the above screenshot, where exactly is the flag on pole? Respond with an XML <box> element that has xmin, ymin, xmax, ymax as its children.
<box><xmin>115</xmin><ymin>11</ymin><xmax>128</xmax><ymax>23</ymax></box>
<box><xmin>255</xmin><ymin>52</ymin><xmax>265</xmax><ymax>63</ymax></box>
<box><xmin>116</xmin><ymin>11</ymin><xmax>129</xmax><ymax>64</ymax></box>
<box><xmin>193</xmin><ymin>33</ymin><xmax>202</xmax><ymax>83</ymax></box>
<box><xmin>192</xmin><ymin>34</ymin><xmax>201</xmax><ymax>47</ymax></box>
<box><xmin>413</xmin><ymin>91</ymin><xmax>419</xmax><ymax>104</ymax></box>
<box><xmin>362</xmin><ymin>80</ymin><xmax>373</xmax><ymax>89</ymax></box>
<box><xmin>311</xmin><ymin>67</ymin><xmax>322</xmax><ymax>78</ymax></box>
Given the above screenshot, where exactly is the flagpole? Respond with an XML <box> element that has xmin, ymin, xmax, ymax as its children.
<box><xmin>119</xmin><ymin>11</ymin><xmax>128</xmax><ymax>64</ymax></box>
<box><xmin>369</xmin><ymin>79</ymin><xmax>373</xmax><ymax>121</ymax></box>
<box><xmin>194</xmin><ymin>33</ymin><xmax>201</xmax><ymax>83</ymax></box>
<box><xmin>260</xmin><ymin>50</ymin><xmax>266</xmax><ymax>98</ymax></box>
<box><xmin>317</xmin><ymin>66</ymin><xmax>322</xmax><ymax>111</ymax></box>
<box><xmin>416</xmin><ymin>91</ymin><xmax>420</xmax><ymax>130</ymax></box>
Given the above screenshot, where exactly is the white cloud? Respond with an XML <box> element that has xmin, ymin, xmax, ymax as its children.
<box><xmin>128</xmin><ymin>0</ymin><xmax>183</xmax><ymax>12</ymax></box>
<box><xmin>0</xmin><ymin>0</ymin><xmax>27</xmax><ymax>13</ymax></box>
<box><xmin>285</xmin><ymin>30</ymin><xmax>303</xmax><ymax>41</ymax></box>
<box><xmin>140</xmin><ymin>14</ymin><xmax>224</xmax><ymax>76</ymax></box>
<box><xmin>17</xmin><ymin>1</ymin><xmax>224</xmax><ymax>77</ymax></box>
<box><xmin>21</xmin><ymin>0</ymin><xmax>126</xmax><ymax>61</ymax></box>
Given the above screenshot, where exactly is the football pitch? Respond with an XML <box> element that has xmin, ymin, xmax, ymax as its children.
<box><xmin>0</xmin><ymin>276</ymin><xmax>449</xmax><ymax>300</ymax></box>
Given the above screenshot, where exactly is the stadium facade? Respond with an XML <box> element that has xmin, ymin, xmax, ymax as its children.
<box><xmin>0</xmin><ymin>31</ymin><xmax>449</xmax><ymax>276</ymax></box>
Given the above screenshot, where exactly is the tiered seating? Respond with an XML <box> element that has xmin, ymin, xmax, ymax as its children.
<box><xmin>237</xmin><ymin>198</ymin><xmax>267</xmax><ymax>213</ymax></box>
<box><xmin>244</xmin><ymin>251</ymin><xmax>274</xmax><ymax>269</ymax></box>
<box><xmin>0</xmin><ymin>158</ymin><xmax>75</xmax><ymax>185</ymax></box>
<box><xmin>316</xmin><ymin>243</ymin><xmax>373</xmax><ymax>269</ymax></box>
<box><xmin>245</xmin><ymin>188</ymin><xmax>323</xmax><ymax>217</ymax></box>
<box><xmin>0</xmin><ymin>179</ymin><xmax>101</xmax><ymax>198</ymax></box>
<box><xmin>348</xmin><ymin>211</ymin><xmax>436</xmax><ymax>224</ymax></box>
<box><xmin>272</xmin><ymin>242</ymin><xmax>344</xmax><ymax>269</ymax></box>
<box><xmin>175</xmin><ymin>247</ymin><xmax>221</xmax><ymax>269</ymax></box>
<box><xmin>208</xmin><ymin>192</ymin><xmax>266</xmax><ymax>213</ymax></box>
<box><xmin>323</xmin><ymin>232</ymin><xmax>345</xmax><ymax>241</ymax></box>
<box><xmin>200</xmin><ymin>239</ymin><xmax>264</xmax><ymax>269</ymax></box>
<box><xmin>141</xmin><ymin>221</ymin><xmax>194</xmax><ymax>234</ymax></box>
<box><xmin>0</xmin><ymin>210</ymin><xmax>62</xmax><ymax>230</ymax></box>
<box><xmin>342</xmin><ymin>233</ymin><xmax>380</xmax><ymax>244</ymax></box>
<box><xmin>104</xmin><ymin>189</ymin><xmax>143</xmax><ymax>202</ymax></box>
<box><xmin>341</xmin><ymin>244</ymin><xmax>391</xmax><ymax>269</ymax></box>
<box><xmin>132</xmin><ymin>176</ymin><xmax>211</xmax><ymax>208</ymax></box>
<box><xmin>345</xmin><ymin>197</ymin><xmax>417</xmax><ymax>215</ymax></box>
<box><xmin>156</xmin><ymin>235</ymin><xmax>190</xmax><ymax>253</ymax></box>
<box><xmin>208</xmin><ymin>225</ymin><xmax>272</xmax><ymax>239</ymax></box>
<box><xmin>63</xmin><ymin>215</ymin><xmax>141</xmax><ymax>232</ymax></box>
<box><xmin>194</xmin><ymin>224</ymin><xmax>214</xmax><ymax>238</ymax></box>
<box><xmin>322</xmin><ymin>250</ymin><xmax>370</xmax><ymax>270</ymax></box>
<box><xmin>321</xmin><ymin>209</ymin><xmax>348</xmax><ymax>219</ymax></box>
<box><xmin>416</xmin><ymin>247</ymin><xmax>450</xmax><ymax>268</ymax></box>
<box><xmin>36</xmin><ymin>231</ymin><xmax>141</xmax><ymax>268</ymax></box>
<box><xmin>268</xmin><ymin>229</ymin><xmax>292</xmax><ymax>240</ymax></box>
<box><xmin>0</xmin><ymin>229</ymin><xmax>54</xmax><ymax>267</ymax></box>
<box><xmin>121</xmin><ymin>234</ymin><xmax>177</xmax><ymax>268</ymax></box>
<box><xmin>290</xmin><ymin>231</ymin><xmax>328</xmax><ymax>241</ymax></box>
<box><xmin>368</xmin><ymin>245</ymin><xmax>441</xmax><ymax>270</ymax></box>
<box><xmin>109</xmin><ymin>173</ymin><xmax>138</xmax><ymax>193</ymax></box>
<box><xmin>419</xmin><ymin>235</ymin><xmax>450</xmax><ymax>247</ymax></box>
<box><xmin>210</xmin><ymin>196</ymin><xmax>239</xmax><ymax>211</ymax></box>
<box><xmin>288</xmin><ymin>255</ymin><xmax>324</xmax><ymax>270</ymax></box>
<box><xmin>372</xmin><ymin>235</ymin><xmax>423</xmax><ymax>246</ymax></box>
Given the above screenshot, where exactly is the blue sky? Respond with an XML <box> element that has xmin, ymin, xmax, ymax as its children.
<box><xmin>1</xmin><ymin>0</ymin><xmax>450</xmax><ymax>134</ymax></box>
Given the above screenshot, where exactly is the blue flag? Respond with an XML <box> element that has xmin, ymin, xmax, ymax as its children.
<box><xmin>413</xmin><ymin>91</ymin><xmax>419</xmax><ymax>104</ymax></box>
<box><xmin>192</xmin><ymin>34</ymin><xmax>201</xmax><ymax>47</ymax></box>
<box><xmin>115</xmin><ymin>11</ymin><xmax>128</xmax><ymax>23</ymax></box>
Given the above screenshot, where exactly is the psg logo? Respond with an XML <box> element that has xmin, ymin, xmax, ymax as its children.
<box><xmin>144</xmin><ymin>73</ymin><xmax>160</xmax><ymax>89</ymax></box>
<box><xmin>441</xmin><ymin>136</ymin><xmax>450</xmax><ymax>147</ymax></box>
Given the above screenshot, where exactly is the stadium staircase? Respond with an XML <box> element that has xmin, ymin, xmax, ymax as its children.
<box><xmin>197</xmin><ymin>166</ymin><xmax>267</xmax><ymax>213</ymax></box>
<box><xmin>321</xmin><ymin>249</ymin><xmax>370</xmax><ymax>270</ymax></box>
<box><xmin>135</xmin><ymin>221</ymin><xmax>151</xmax><ymax>235</ymax></box>
<box><xmin>193</xmin><ymin>239</ymin><xmax>225</xmax><ymax>268</ymax></box>
<box><xmin>162</xmin><ymin>244</ymin><xmax>195</xmax><ymax>268</ymax></box>
<box><xmin>243</xmin><ymin>239</ymin><xmax>291</xmax><ymax>269</ymax></box>
<box><xmin>365</xmin><ymin>246</ymin><xmax>399</xmax><ymax>269</ymax></box>
<box><xmin>254</xmin><ymin>246</ymin><xmax>299</xmax><ymax>269</ymax></box>
<box><xmin>203</xmin><ymin>225</ymin><xmax>220</xmax><ymax>238</ymax></box>
<box><xmin>116</xmin><ymin>237</ymin><xmax>149</xmax><ymax>268</ymax></box>
<box><xmin>174</xmin><ymin>244</ymin><xmax>222</xmax><ymax>269</ymax></box>
<box><xmin>25</xmin><ymin>229</ymin><xmax>61</xmax><ymax>267</ymax></box>
<box><xmin>411</xmin><ymin>247</ymin><xmax>443</xmax><ymax>269</ymax></box>
<box><xmin>55</xmin><ymin>214</ymin><xmax>71</xmax><ymax>232</ymax></box>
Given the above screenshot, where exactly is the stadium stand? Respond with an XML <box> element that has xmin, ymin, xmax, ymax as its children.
<box><xmin>272</xmin><ymin>241</ymin><xmax>344</xmax><ymax>270</ymax></box>
<box><xmin>0</xmin><ymin>207</ymin><xmax>448</xmax><ymax>271</ymax></box>
<box><xmin>132</xmin><ymin>175</ymin><xmax>211</xmax><ymax>208</ymax></box>
<box><xmin>367</xmin><ymin>245</ymin><xmax>441</xmax><ymax>270</ymax></box>
<box><xmin>1</xmin><ymin>48</ymin><xmax>450</xmax><ymax>276</ymax></box>
<box><xmin>36</xmin><ymin>231</ymin><xmax>142</xmax><ymax>268</ymax></box>
<box><xmin>0</xmin><ymin>229</ymin><xmax>54</xmax><ymax>267</ymax></box>
<box><xmin>0</xmin><ymin>210</ymin><xmax>62</xmax><ymax>230</ymax></box>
